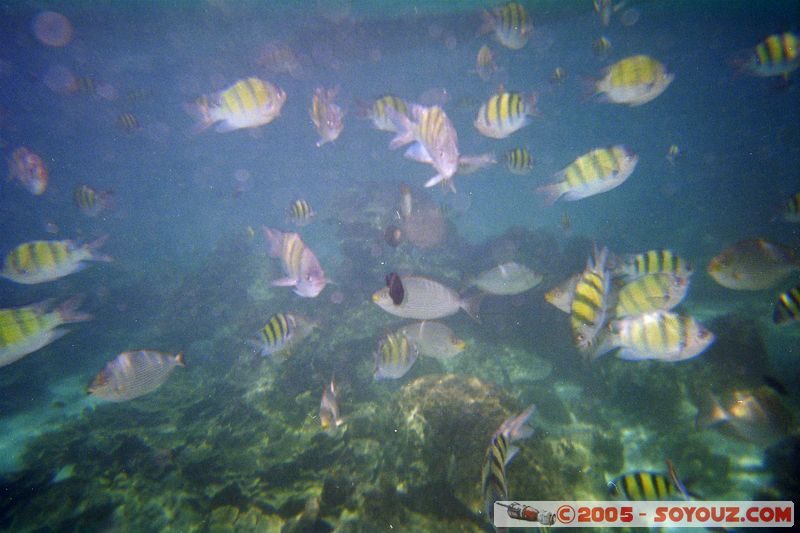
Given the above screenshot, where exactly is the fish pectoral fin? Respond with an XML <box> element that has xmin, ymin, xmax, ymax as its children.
<box><xmin>404</xmin><ymin>142</ymin><xmax>433</xmax><ymax>163</ymax></box>
<box><xmin>424</xmin><ymin>174</ymin><xmax>445</xmax><ymax>188</ymax></box>
<box><xmin>271</xmin><ymin>277</ymin><xmax>298</xmax><ymax>287</ymax></box>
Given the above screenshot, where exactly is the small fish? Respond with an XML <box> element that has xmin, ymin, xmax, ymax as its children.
<box><xmin>319</xmin><ymin>378</ymin><xmax>344</xmax><ymax>434</ymax></box>
<box><xmin>88</xmin><ymin>350</ymin><xmax>185</xmax><ymax>402</ymax></box>
<box><xmin>608</xmin><ymin>470</ymin><xmax>683</xmax><ymax>501</ymax></box>
<box><xmin>505</xmin><ymin>147</ymin><xmax>534</xmax><ymax>175</ymax></box>
<box><xmin>389</xmin><ymin>104</ymin><xmax>461</xmax><ymax>191</ymax></box>
<box><xmin>400</xmin><ymin>321</ymin><xmax>465</xmax><ymax>360</ymax></box>
<box><xmin>2</xmin><ymin>236</ymin><xmax>112</xmax><ymax>284</ymax></box>
<box><xmin>474</xmin><ymin>90</ymin><xmax>538</xmax><ymax>139</ymax></box>
<box><xmin>384</xmin><ymin>224</ymin><xmax>403</xmax><ymax>247</ymax></box>
<box><xmin>68</xmin><ymin>76</ymin><xmax>97</xmax><ymax>96</ymax></box>
<box><xmin>551</xmin><ymin>67</ymin><xmax>566</xmax><ymax>84</ymax></box>
<box><xmin>116</xmin><ymin>112</ymin><xmax>139</xmax><ymax>133</ymax></box>
<box><xmin>386</xmin><ymin>272</ymin><xmax>404</xmax><ymax>305</ymax></box>
<box><xmin>614</xmin><ymin>273</ymin><xmax>689</xmax><ymax>318</ymax></box>
<box><xmin>254</xmin><ymin>312</ymin><xmax>315</xmax><ymax>362</ymax></box>
<box><xmin>739</xmin><ymin>32</ymin><xmax>799</xmax><ymax>78</ymax></box>
<box><xmin>257</xmin><ymin>41</ymin><xmax>303</xmax><ymax>77</ymax></box>
<box><xmin>262</xmin><ymin>227</ymin><xmax>327</xmax><ymax>297</ymax></box>
<box><xmin>560</xmin><ymin>212</ymin><xmax>572</xmax><ymax>232</ymax></box>
<box><xmin>310</xmin><ymin>86</ymin><xmax>344</xmax><ymax>147</ymax></box>
<box><xmin>360</xmin><ymin>95</ymin><xmax>409</xmax><ymax>133</ymax></box>
<box><xmin>288</xmin><ymin>199</ymin><xmax>315</xmax><ymax>227</ymax></box>
<box><xmin>544</xmin><ymin>273</ymin><xmax>581</xmax><ymax>313</ymax></box>
<box><xmin>697</xmin><ymin>385</ymin><xmax>794</xmax><ymax>446</ymax></box>
<box><xmin>471</xmin><ymin>262</ymin><xmax>542</xmax><ymax>295</ymax></box>
<box><xmin>777</xmin><ymin>192</ymin><xmax>800</xmax><ymax>223</ymax></box>
<box><xmin>479</xmin><ymin>2</ymin><xmax>533</xmax><ymax>50</ymax></box>
<box><xmin>474</xmin><ymin>45</ymin><xmax>497</xmax><ymax>81</ymax></box>
<box><xmin>773</xmin><ymin>283</ymin><xmax>800</xmax><ymax>325</ymax></box>
<box><xmin>186</xmin><ymin>77</ymin><xmax>286</xmax><ymax>133</ymax></box>
<box><xmin>7</xmin><ymin>147</ymin><xmax>48</xmax><ymax>195</ymax></box>
<box><xmin>570</xmin><ymin>246</ymin><xmax>611</xmax><ymax>352</ymax></box>
<box><xmin>594</xmin><ymin>55</ymin><xmax>674</xmax><ymax>106</ymax></box>
<box><xmin>74</xmin><ymin>185</ymin><xmax>113</xmax><ymax>217</ymax></box>
<box><xmin>594</xmin><ymin>310</ymin><xmax>715</xmax><ymax>362</ymax></box>
<box><xmin>593</xmin><ymin>0</ymin><xmax>624</xmax><ymax>26</ymax></box>
<box><xmin>666</xmin><ymin>144</ymin><xmax>680</xmax><ymax>165</ymax></box>
<box><xmin>707</xmin><ymin>239</ymin><xmax>800</xmax><ymax>290</ymax></box>
<box><xmin>0</xmin><ymin>297</ymin><xmax>91</xmax><ymax>368</ymax></box>
<box><xmin>537</xmin><ymin>145</ymin><xmax>638</xmax><ymax>205</ymax></box>
<box><xmin>399</xmin><ymin>183</ymin><xmax>413</xmax><ymax>220</ymax></box>
<box><xmin>374</xmin><ymin>331</ymin><xmax>418</xmax><ymax>380</ymax></box>
<box><xmin>372</xmin><ymin>275</ymin><xmax>479</xmax><ymax>320</ymax></box>
<box><xmin>482</xmin><ymin>405</ymin><xmax>535</xmax><ymax>526</ymax></box>
<box><xmin>613</xmin><ymin>249</ymin><xmax>693</xmax><ymax>280</ymax></box>
<box><xmin>593</xmin><ymin>36</ymin><xmax>612</xmax><ymax>56</ymax></box>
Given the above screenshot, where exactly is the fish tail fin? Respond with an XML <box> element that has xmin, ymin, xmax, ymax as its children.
<box><xmin>666</xmin><ymin>459</ymin><xmax>690</xmax><ymax>501</ymax></box>
<box><xmin>85</xmin><ymin>234</ymin><xmax>113</xmax><ymax>262</ymax></box>
<box><xmin>535</xmin><ymin>182</ymin><xmax>566</xmax><ymax>206</ymax></box>
<box><xmin>57</xmin><ymin>296</ymin><xmax>93</xmax><ymax>324</ymax></box>
<box><xmin>184</xmin><ymin>95</ymin><xmax>214</xmax><ymax>133</ymax></box>
<box><xmin>174</xmin><ymin>351</ymin><xmax>186</xmax><ymax>367</ymax></box>
<box><xmin>589</xmin><ymin>325</ymin><xmax>617</xmax><ymax>361</ymax></box>
<box><xmin>526</xmin><ymin>91</ymin><xmax>540</xmax><ymax>116</ymax></box>
<box><xmin>461</xmin><ymin>292</ymin><xmax>484</xmax><ymax>322</ymax></box>
<box><xmin>98</xmin><ymin>190</ymin><xmax>115</xmax><ymax>210</ymax></box>
<box><xmin>500</xmin><ymin>404</ymin><xmax>536</xmax><ymax>444</ymax></box>
<box><xmin>695</xmin><ymin>392</ymin><xmax>729</xmax><ymax>429</ymax></box>
<box><xmin>261</xmin><ymin>226</ymin><xmax>284</xmax><ymax>257</ymax></box>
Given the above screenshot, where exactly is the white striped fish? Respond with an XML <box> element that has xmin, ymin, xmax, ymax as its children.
<box><xmin>88</xmin><ymin>350</ymin><xmax>185</xmax><ymax>402</ymax></box>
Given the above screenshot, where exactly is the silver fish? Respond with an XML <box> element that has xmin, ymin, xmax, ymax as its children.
<box><xmin>471</xmin><ymin>262</ymin><xmax>542</xmax><ymax>295</ymax></box>
<box><xmin>372</xmin><ymin>276</ymin><xmax>479</xmax><ymax>320</ymax></box>
<box><xmin>88</xmin><ymin>350</ymin><xmax>185</xmax><ymax>402</ymax></box>
<box><xmin>319</xmin><ymin>378</ymin><xmax>344</xmax><ymax>434</ymax></box>
<box><xmin>400</xmin><ymin>321</ymin><xmax>465</xmax><ymax>359</ymax></box>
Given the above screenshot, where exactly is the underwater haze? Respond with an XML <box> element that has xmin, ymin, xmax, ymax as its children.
<box><xmin>1</xmin><ymin>1</ymin><xmax>799</xmax><ymax>531</ymax></box>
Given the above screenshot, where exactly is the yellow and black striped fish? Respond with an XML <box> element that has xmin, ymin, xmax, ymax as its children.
<box><xmin>744</xmin><ymin>32</ymin><xmax>799</xmax><ymax>78</ymax></box>
<box><xmin>615</xmin><ymin>273</ymin><xmax>689</xmax><ymax>318</ymax></box>
<box><xmin>474</xmin><ymin>91</ymin><xmax>537</xmax><ymax>139</ymax></box>
<box><xmin>74</xmin><ymin>185</ymin><xmax>113</xmax><ymax>217</ymax></box>
<box><xmin>481</xmin><ymin>405</ymin><xmax>535</xmax><ymax>525</ymax></box>
<box><xmin>288</xmin><ymin>199</ymin><xmax>315</xmax><ymax>226</ymax></box>
<box><xmin>258</xmin><ymin>313</ymin><xmax>295</xmax><ymax>358</ymax></box>
<box><xmin>190</xmin><ymin>77</ymin><xmax>286</xmax><ymax>133</ymax></box>
<box><xmin>593</xmin><ymin>36</ymin><xmax>612</xmax><ymax>56</ymax></box>
<box><xmin>615</xmin><ymin>249</ymin><xmax>693</xmax><ymax>279</ymax></box>
<box><xmin>0</xmin><ymin>298</ymin><xmax>92</xmax><ymax>368</ymax></box>
<box><xmin>362</xmin><ymin>95</ymin><xmax>409</xmax><ymax>132</ymax></box>
<box><xmin>480</xmin><ymin>2</ymin><xmax>533</xmax><ymax>50</ymax></box>
<box><xmin>595</xmin><ymin>55</ymin><xmax>674</xmax><ymax>106</ymax></box>
<box><xmin>374</xmin><ymin>332</ymin><xmax>418</xmax><ymax>380</ymax></box>
<box><xmin>551</xmin><ymin>67</ymin><xmax>566</xmax><ymax>84</ymax></box>
<box><xmin>773</xmin><ymin>284</ymin><xmax>800</xmax><ymax>325</ymax></box>
<box><xmin>536</xmin><ymin>145</ymin><xmax>638</xmax><ymax>205</ymax></box>
<box><xmin>608</xmin><ymin>471</ymin><xmax>680</xmax><ymax>501</ymax></box>
<box><xmin>505</xmin><ymin>147</ymin><xmax>534</xmax><ymax>174</ymax></box>
<box><xmin>1</xmin><ymin>237</ymin><xmax>111</xmax><ymax>284</ymax></box>
<box><xmin>116</xmin><ymin>112</ymin><xmax>139</xmax><ymax>133</ymax></box>
<box><xmin>570</xmin><ymin>246</ymin><xmax>611</xmax><ymax>352</ymax></box>
<box><xmin>69</xmin><ymin>76</ymin><xmax>96</xmax><ymax>95</ymax></box>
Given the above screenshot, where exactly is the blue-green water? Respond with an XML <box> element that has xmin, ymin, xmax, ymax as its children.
<box><xmin>1</xmin><ymin>1</ymin><xmax>798</xmax><ymax>531</ymax></box>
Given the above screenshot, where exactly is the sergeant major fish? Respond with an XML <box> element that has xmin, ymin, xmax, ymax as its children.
<box><xmin>253</xmin><ymin>312</ymin><xmax>316</xmax><ymax>362</ymax></box>
<box><xmin>187</xmin><ymin>77</ymin><xmax>286</xmax><ymax>133</ymax></box>
<box><xmin>474</xmin><ymin>90</ymin><xmax>538</xmax><ymax>139</ymax></box>
<box><xmin>536</xmin><ymin>145</ymin><xmax>637</xmax><ymax>205</ymax></box>
<box><xmin>88</xmin><ymin>350</ymin><xmax>185</xmax><ymax>402</ymax></box>
<box><xmin>74</xmin><ymin>185</ymin><xmax>114</xmax><ymax>217</ymax></box>
<box><xmin>570</xmin><ymin>246</ymin><xmax>611</xmax><ymax>352</ymax></box>
<box><xmin>614</xmin><ymin>273</ymin><xmax>689</xmax><ymax>318</ymax></box>
<box><xmin>482</xmin><ymin>405</ymin><xmax>536</xmax><ymax>528</ymax></box>
<box><xmin>374</xmin><ymin>331</ymin><xmax>418</xmax><ymax>380</ymax></box>
<box><xmin>594</xmin><ymin>55</ymin><xmax>674</xmax><ymax>106</ymax></box>
<box><xmin>738</xmin><ymin>32</ymin><xmax>799</xmax><ymax>78</ymax></box>
<box><xmin>2</xmin><ymin>236</ymin><xmax>112</xmax><ymax>284</ymax></box>
<box><xmin>612</xmin><ymin>249</ymin><xmax>693</xmax><ymax>280</ymax></box>
<box><xmin>262</xmin><ymin>227</ymin><xmax>327</xmax><ymax>297</ymax></box>
<box><xmin>359</xmin><ymin>95</ymin><xmax>409</xmax><ymax>133</ymax></box>
<box><xmin>310</xmin><ymin>86</ymin><xmax>344</xmax><ymax>147</ymax></box>
<box><xmin>0</xmin><ymin>297</ymin><xmax>91</xmax><ymax>368</ymax></box>
<box><xmin>479</xmin><ymin>2</ymin><xmax>533</xmax><ymax>50</ymax></box>
<box><xmin>288</xmin><ymin>199</ymin><xmax>315</xmax><ymax>227</ymax></box>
